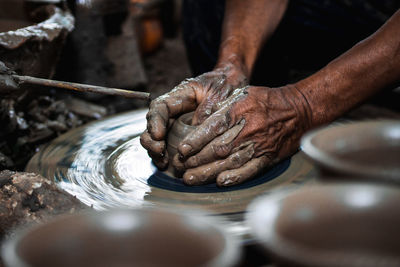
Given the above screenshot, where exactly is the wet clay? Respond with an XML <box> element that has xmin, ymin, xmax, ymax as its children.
<box><xmin>167</xmin><ymin>112</ymin><xmax>248</xmax><ymax>182</ymax></box>
<box><xmin>166</xmin><ymin>112</ymin><xmax>196</xmax><ymax>177</ymax></box>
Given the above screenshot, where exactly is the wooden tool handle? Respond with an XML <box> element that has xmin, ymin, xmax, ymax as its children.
<box><xmin>14</xmin><ymin>75</ymin><xmax>150</xmax><ymax>100</ymax></box>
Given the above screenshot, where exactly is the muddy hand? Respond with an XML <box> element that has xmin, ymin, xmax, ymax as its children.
<box><xmin>140</xmin><ymin>62</ymin><xmax>247</xmax><ymax>169</ymax></box>
<box><xmin>174</xmin><ymin>85</ymin><xmax>313</xmax><ymax>186</ymax></box>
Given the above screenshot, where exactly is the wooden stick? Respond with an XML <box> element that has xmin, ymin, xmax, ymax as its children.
<box><xmin>14</xmin><ymin>75</ymin><xmax>150</xmax><ymax>100</ymax></box>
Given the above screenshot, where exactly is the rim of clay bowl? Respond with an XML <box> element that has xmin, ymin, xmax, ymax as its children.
<box><xmin>167</xmin><ymin>112</ymin><xmax>196</xmax><ymax>149</ymax></box>
<box><xmin>246</xmin><ymin>183</ymin><xmax>400</xmax><ymax>267</ymax></box>
<box><xmin>1</xmin><ymin>208</ymin><xmax>241</xmax><ymax>267</ymax></box>
<box><xmin>0</xmin><ymin>5</ymin><xmax>74</xmax><ymax>50</ymax></box>
<box><xmin>179</xmin><ymin>112</ymin><xmax>196</xmax><ymax>126</ymax></box>
<box><xmin>300</xmin><ymin>120</ymin><xmax>400</xmax><ymax>181</ymax></box>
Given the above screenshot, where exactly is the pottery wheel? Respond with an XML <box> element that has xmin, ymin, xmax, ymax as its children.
<box><xmin>26</xmin><ymin>109</ymin><xmax>316</xmax><ymax>241</ymax></box>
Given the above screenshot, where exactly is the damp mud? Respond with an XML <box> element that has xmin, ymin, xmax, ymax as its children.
<box><xmin>0</xmin><ymin>170</ymin><xmax>87</xmax><ymax>238</ymax></box>
<box><xmin>166</xmin><ymin>112</ymin><xmax>196</xmax><ymax>176</ymax></box>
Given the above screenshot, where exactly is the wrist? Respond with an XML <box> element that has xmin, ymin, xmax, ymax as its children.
<box><xmin>215</xmin><ymin>55</ymin><xmax>248</xmax><ymax>78</ymax></box>
<box><xmin>215</xmin><ymin>37</ymin><xmax>251</xmax><ymax>79</ymax></box>
<box><xmin>293</xmin><ymin>65</ymin><xmax>352</xmax><ymax>127</ymax></box>
<box><xmin>213</xmin><ymin>55</ymin><xmax>249</xmax><ymax>89</ymax></box>
<box><xmin>280</xmin><ymin>85</ymin><xmax>314</xmax><ymax>131</ymax></box>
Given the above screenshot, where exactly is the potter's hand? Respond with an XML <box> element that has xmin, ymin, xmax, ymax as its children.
<box><xmin>141</xmin><ymin>62</ymin><xmax>247</xmax><ymax>169</ymax></box>
<box><xmin>174</xmin><ymin>85</ymin><xmax>312</xmax><ymax>186</ymax></box>
<box><xmin>0</xmin><ymin>61</ymin><xmax>19</xmax><ymax>94</ymax></box>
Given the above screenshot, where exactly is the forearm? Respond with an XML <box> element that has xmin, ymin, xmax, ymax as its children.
<box><xmin>215</xmin><ymin>0</ymin><xmax>288</xmax><ymax>77</ymax></box>
<box><xmin>296</xmin><ymin>9</ymin><xmax>400</xmax><ymax>126</ymax></box>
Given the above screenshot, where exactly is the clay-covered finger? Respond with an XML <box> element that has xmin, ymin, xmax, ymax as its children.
<box><xmin>172</xmin><ymin>153</ymin><xmax>186</xmax><ymax>175</ymax></box>
<box><xmin>183</xmin><ymin>121</ymin><xmax>245</xmax><ymax>168</ymax></box>
<box><xmin>147</xmin><ymin>150</ymin><xmax>169</xmax><ymax>170</ymax></box>
<box><xmin>178</xmin><ymin>106</ymin><xmax>232</xmax><ymax>159</ymax></box>
<box><xmin>140</xmin><ymin>130</ymin><xmax>166</xmax><ymax>156</ymax></box>
<box><xmin>192</xmin><ymin>76</ymin><xmax>228</xmax><ymax>125</ymax></box>
<box><xmin>146</xmin><ymin>80</ymin><xmax>198</xmax><ymax>140</ymax></box>
<box><xmin>146</xmin><ymin>102</ymin><xmax>168</xmax><ymax>140</ymax></box>
<box><xmin>183</xmin><ymin>144</ymin><xmax>255</xmax><ymax>185</ymax></box>
<box><xmin>178</xmin><ymin>88</ymin><xmax>247</xmax><ymax>158</ymax></box>
<box><xmin>216</xmin><ymin>155</ymin><xmax>270</xmax><ymax>187</ymax></box>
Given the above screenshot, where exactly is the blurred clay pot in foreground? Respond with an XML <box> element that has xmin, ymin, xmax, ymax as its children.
<box><xmin>301</xmin><ymin>120</ymin><xmax>400</xmax><ymax>183</ymax></box>
<box><xmin>247</xmin><ymin>182</ymin><xmax>400</xmax><ymax>267</ymax></box>
<box><xmin>2</xmin><ymin>208</ymin><xmax>241</xmax><ymax>267</ymax></box>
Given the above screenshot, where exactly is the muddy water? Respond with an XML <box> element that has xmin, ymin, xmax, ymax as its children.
<box><xmin>0</xmin><ymin>19</ymin><xmax>32</xmax><ymax>32</ymax></box>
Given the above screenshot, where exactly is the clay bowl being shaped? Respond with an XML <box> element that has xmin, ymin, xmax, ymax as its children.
<box><xmin>167</xmin><ymin>112</ymin><xmax>197</xmax><ymax>175</ymax></box>
<box><xmin>301</xmin><ymin>120</ymin><xmax>400</xmax><ymax>183</ymax></box>
<box><xmin>246</xmin><ymin>182</ymin><xmax>400</xmax><ymax>267</ymax></box>
<box><xmin>0</xmin><ymin>1</ymin><xmax>74</xmax><ymax>78</ymax></box>
<box><xmin>2</xmin><ymin>208</ymin><xmax>241</xmax><ymax>267</ymax></box>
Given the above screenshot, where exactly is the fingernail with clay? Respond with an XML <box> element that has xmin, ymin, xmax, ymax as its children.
<box><xmin>222</xmin><ymin>179</ymin><xmax>233</xmax><ymax>186</ymax></box>
<box><xmin>218</xmin><ymin>176</ymin><xmax>233</xmax><ymax>187</ymax></box>
<box><xmin>179</xmin><ymin>143</ymin><xmax>193</xmax><ymax>157</ymax></box>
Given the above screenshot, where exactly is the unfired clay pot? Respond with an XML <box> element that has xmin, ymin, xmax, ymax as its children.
<box><xmin>301</xmin><ymin>120</ymin><xmax>400</xmax><ymax>183</ymax></box>
<box><xmin>166</xmin><ymin>112</ymin><xmax>196</xmax><ymax>176</ymax></box>
<box><xmin>2</xmin><ymin>208</ymin><xmax>241</xmax><ymax>267</ymax></box>
<box><xmin>247</xmin><ymin>182</ymin><xmax>400</xmax><ymax>267</ymax></box>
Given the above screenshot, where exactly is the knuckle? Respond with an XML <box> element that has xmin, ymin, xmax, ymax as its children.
<box><xmin>214</xmin><ymin>116</ymin><xmax>229</xmax><ymax>135</ymax></box>
<box><xmin>186</xmin><ymin>156</ymin><xmax>199</xmax><ymax>168</ymax></box>
<box><xmin>213</xmin><ymin>144</ymin><xmax>231</xmax><ymax>158</ymax></box>
<box><xmin>147</xmin><ymin>121</ymin><xmax>154</xmax><ymax>133</ymax></box>
<box><xmin>153</xmin><ymin>142</ymin><xmax>165</xmax><ymax>155</ymax></box>
<box><xmin>139</xmin><ymin>133</ymin><xmax>147</xmax><ymax>146</ymax></box>
<box><xmin>149</xmin><ymin>99</ymin><xmax>161</xmax><ymax>109</ymax></box>
<box><xmin>140</xmin><ymin>133</ymin><xmax>152</xmax><ymax>149</ymax></box>
<box><xmin>146</xmin><ymin>111</ymin><xmax>154</xmax><ymax>121</ymax></box>
<box><xmin>229</xmin><ymin>153</ymin><xmax>243</xmax><ymax>168</ymax></box>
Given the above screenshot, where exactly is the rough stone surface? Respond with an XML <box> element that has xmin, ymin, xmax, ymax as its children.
<box><xmin>0</xmin><ymin>170</ymin><xmax>88</xmax><ymax>238</ymax></box>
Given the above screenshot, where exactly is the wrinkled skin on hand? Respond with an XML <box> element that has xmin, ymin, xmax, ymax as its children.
<box><xmin>140</xmin><ymin>63</ymin><xmax>247</xmax><ymax>169</ymax></box>
<box><xmin>173</xmin><ymin>85</ymin><xmax>313</xmax><ymax>187</ymax></box>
